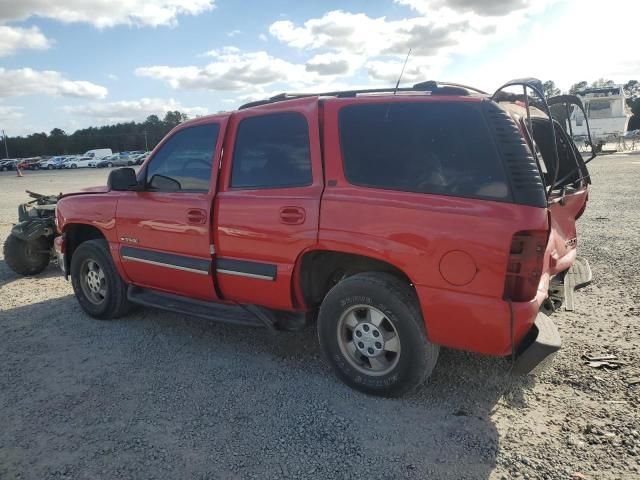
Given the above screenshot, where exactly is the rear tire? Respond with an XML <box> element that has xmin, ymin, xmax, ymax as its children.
<box><xmin>3</xmin><ymin>234</ymin><xmax>50</xmax><ymax>276</ymax></box>
<box><xmin>318</xmin><ymin>272</ymin><xmax>439</xmax><ymax>397</ymax></box>
<box><xmin>70</xmin><ymin>239</ymin><xmax>130</xmax><ymax>319</ymax></box>
<box><xmin>48</xmin><ymin>165</ymin><xmax>54</xmax><ymax>170</ymax></box>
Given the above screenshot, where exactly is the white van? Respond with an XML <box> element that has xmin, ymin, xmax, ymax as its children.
<box><xmin>83</xmin><ymin>148</ymin><xmax>112</xmax><ymax>160</ymax></box>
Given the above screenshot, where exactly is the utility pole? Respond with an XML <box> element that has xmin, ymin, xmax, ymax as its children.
<box><xmin>1</xmin><ymin>130</ymin><xmax>8</xmax><ymax>159</ymax></box>
<box><xmin>144</xmin><ymin>130</ymin><xmax>148</xmax><ymax>151</ymax></box>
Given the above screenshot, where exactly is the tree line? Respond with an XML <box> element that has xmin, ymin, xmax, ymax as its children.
<box><xmin>3</xmin><ymin>111</ymin><xmax>189</xmax><ymax>159</ymax></box>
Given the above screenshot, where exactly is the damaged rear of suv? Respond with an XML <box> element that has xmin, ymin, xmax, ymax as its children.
<box><xmin>487</xmin><ymin>79</ymin><xmax>595</xmax><ymax>371</ymax></box>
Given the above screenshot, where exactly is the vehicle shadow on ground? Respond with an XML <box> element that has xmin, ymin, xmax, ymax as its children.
<box><xmin>0</xmin><ymin>260</ymin><xmax>61</xmax><ymax>289</ymax></box>
<box><xmin>0</xmin><ymin>296</ymin><xmax>535</xmax><ymax>480</ymax></box>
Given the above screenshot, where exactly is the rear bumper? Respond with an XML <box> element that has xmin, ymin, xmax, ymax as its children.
<box><xmin>512</xmin><ymin>312</ymin><xmax>561</xmax><ymax>374</ymax></box>
<box><xmin>415</xmin><ymin>284</ymin><xmax>546</xmax><ymax>356</ymax></box>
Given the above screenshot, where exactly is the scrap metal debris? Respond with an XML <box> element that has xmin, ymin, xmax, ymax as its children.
<box><xmin>582</xmin><ymin>353</ymin><xmax>625</xmax><ymax>370</ymax></box>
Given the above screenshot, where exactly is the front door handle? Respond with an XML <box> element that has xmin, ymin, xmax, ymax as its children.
<box><xmin>279</xmin><ymin>206</ymin><xmax>305</xmax><ymax>225</ymax></box>
<box><xmin>187</xmin><ymin>208</ymin><xmax>207</xmax><ymax>225</ymax></box>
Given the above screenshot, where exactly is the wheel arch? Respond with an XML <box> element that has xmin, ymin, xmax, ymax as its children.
<box><xmin>294</xmin><ymin>249</ymin><xmax>417</xmax><ymax>310</ymax></box>
<box><xmin>62</xmin><ymin>223</ymin><xmax>107</xmax><ymax>275</ymax></box>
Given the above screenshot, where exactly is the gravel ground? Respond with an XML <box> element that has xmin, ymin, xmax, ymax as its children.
<box><xmin>0</xmin><ymin>157</ymin><xmax>638</xmax><ymax>480</ymax></box>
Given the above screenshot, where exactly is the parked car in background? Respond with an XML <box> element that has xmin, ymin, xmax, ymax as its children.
<box><xmin>117</xmin><ymin>152</ymin><xmax>137</xmax><ymax>166</ymax></box>
<box><xmin>22</xmin><ymin>157</ymin><xmax>43</xmax><ymax>170</ymax></box>
<box><xmin>0</xmin><ymin>159</ymin><xmax>18</xmax><ymax>171</ymax></box>
<box><xmin>40</xmin><ymin>156</ymin><xmax>68</xmax><ymax>170</ymax></box>
<box><xmin>57</xmin><ymin>157</ymin><xmax>73</xmax><ymax>169</ymax></box>
<box><xmin>130</xmin><ymin>153</ymin><xmax>149</xmax><ymax>165</ymax></box>
<box><xmin>64</xmin><ymin>156</ymin><xmax>94</xmax><ymax>169</ymax></box>
<box><xmin>96</xmin><ymin>155</ymin><xmax>116</xmax><ymax>168</ymax></box>
<box><xmin>83</xmin><ymin>149</ymin><xmax>112</xmax><ymax>160</ymax></box>
<box><xmin>96</xmin><ymin>154</ymin><xmax>130</xmax><ymax>168</ymax></box>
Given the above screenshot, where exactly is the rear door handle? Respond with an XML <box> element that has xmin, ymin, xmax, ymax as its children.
<box><xmin>187</xmin><ymin>208</ymin><xmax>207</xmax><ymax>225</ymax></box>
<box><xmin>279</xmin><ymin>206</ymin><xmax>305</xmax><ymax>225</ymax></box>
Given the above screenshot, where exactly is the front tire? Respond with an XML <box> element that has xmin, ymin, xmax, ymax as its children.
<box><xmin>318</xmin><ymin>272</ymin><xmax>439</xmax><ymax>397</ymax></box>
<box><xmin>70</xmin><ymin>239</ymin><xmax>130</xmax><ymax>319</ymax></box>
<box><xmin>3</xmin><ymin>234</ymin><xmax>51</xmax><ymax>275</ymax></box>
<box><xmin>48</xmin><ymin>165</ymin><xmax>54</xmax><ymax>170</ymax></box>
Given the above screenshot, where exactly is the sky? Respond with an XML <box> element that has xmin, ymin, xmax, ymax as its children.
<box><xmin>0</xmin><ymin>0</ymin><xmax>637</xmax><ymax>137</ymax></box>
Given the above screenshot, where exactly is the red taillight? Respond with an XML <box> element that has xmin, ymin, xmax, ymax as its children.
<box><xmin>503</xmin><ymin>230</ymin><xmax>547</xmax><ymax>302</ymax></box>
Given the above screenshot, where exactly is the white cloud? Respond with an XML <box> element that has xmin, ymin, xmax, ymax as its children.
<box><xmin>258</xmin><ymin>33</ymin><xmax>268</xmax><ymax>42</ymax></box>
<box><xmin>267</xmin><ymin>9</ymin><xmax>523</xmax><ymax>83</ymax></box>
<box><xmin>447</xmin><ymin>0</ymin><xmax>639</xmax><ymax>93</ymax></box>
<box><xmin>395</xmin><ymin>0</ymin><xmax>532</xmax><ymax>16</ymax></box>
<box><xmin>269</xmin><ymin>10</ymin><xmax>484</xmax><ymax>57</ymax></box>
<box><xmin>0</xmin><ymin>25</ymin><xmax>50</xmax><ymax>56</ymax></box>
<box><xmin>227</xmin><ymin>29</ymin><xmax>241</xmax><ymax>37</ymax></box>
<box><xmin>366</xmin><ymin>58</ymin><xmax>448</xmax><ymax>83</ymax></box>
<box><xmin>64</xmin><ymin>97</ymin><xmax>208</xmax><ymax>123</ymax></box>
<box><xmin>0</xmin><ymin>0</ymin><xmax>215</xmax><ymax>28</ymax></box>
<box><xmin>107</xmin><ymin>73</ymin><xmax>119</xmax><ymax>80</ymax></box>
<box><xmin>0</xmin><ymin>105</ymin><xmax>24</xmax><ymax>121</ymax></box>
<box><xmin>136</xmin><ymin>50</ymin><xmax>315</xmax><ymax>91</ymax></box>
<box><xmin>0</xmin><ymin>68</ymin><xmax>108</xmax><ymax>99</ymax></box>
<box><xmin>201</xmin><ymin>46</ymin><xmax>240</xmax><ymax>57</ymax></box>
<box><xmin>305</xmin><ymin>52</ymin><xmax>361</xmax><ymax>75</ymax></box>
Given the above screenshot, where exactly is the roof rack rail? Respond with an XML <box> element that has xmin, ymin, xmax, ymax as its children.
<box><xmin>238</xmin><ymin>81</ymin><xmax>488</xmax><ymax>109</ymax></box>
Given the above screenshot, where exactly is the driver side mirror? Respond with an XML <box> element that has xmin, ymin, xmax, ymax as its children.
<box><xmin>108</xmin><ymin>167</ymin><xmax>139</xmax><ymax>191</ymax></box>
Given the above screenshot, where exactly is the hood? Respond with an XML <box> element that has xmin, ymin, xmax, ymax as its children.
<box><xmin>60</xmin><ymin>185</ymin><xmax>109</xmax><ymax>199</ymax></box>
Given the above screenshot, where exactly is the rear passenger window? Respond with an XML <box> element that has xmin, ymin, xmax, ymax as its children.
<box><xmin>339</xmin><ymin>102</ymin><xmax>510</xmax><ymax>201</ymax></box>
<box><xmin>231</xmin><ymin>113</ymin><xmax>312</xmax><ymax>189</ymax></box>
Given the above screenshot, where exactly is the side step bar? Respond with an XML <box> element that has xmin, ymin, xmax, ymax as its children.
<box><xmin>563</xmin><ymin>257</ymin><xmax>593</xmax><ymax>311</ymax></box>
<box><xmin>127</xmin><ymin>286</ymin><xmax>276</xmax><ymax>329</ymax></box>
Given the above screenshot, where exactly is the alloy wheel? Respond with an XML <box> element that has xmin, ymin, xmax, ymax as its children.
<box><xmin>337</xmin><ymin>305</ymin><xmax>401</xmax><ymax>376</ymax></box>
<box><xmin>80</xmin><ymin>259</ymin><xmax>107</xmax><ymax>305</ymax></box>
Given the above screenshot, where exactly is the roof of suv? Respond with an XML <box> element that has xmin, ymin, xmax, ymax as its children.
<box><xmin>238</xmin><ymin>81</ymin><xmax>487</xmax><ymax>110</ymax></box>
<box><xmin>178</xmin><ymin>81</ymin><xmax>489</xmax><ymax>129</ymax></box>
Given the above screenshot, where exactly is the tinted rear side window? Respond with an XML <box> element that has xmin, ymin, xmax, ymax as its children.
<box><xmin>339</xmin><ymin>102</ymin><xmax>510</xmax><ymax>201</ymax></box>
<box><xmin>231</xmin><ymin>113</ymin><xmax>312</xmax><ymax>189</ymax></box>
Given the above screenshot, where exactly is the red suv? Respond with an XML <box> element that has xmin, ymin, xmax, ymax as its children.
<box><xmin>54</xmin><ymin>79</ymin><xmax>594</xmax><ymax>397</ymax></box>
